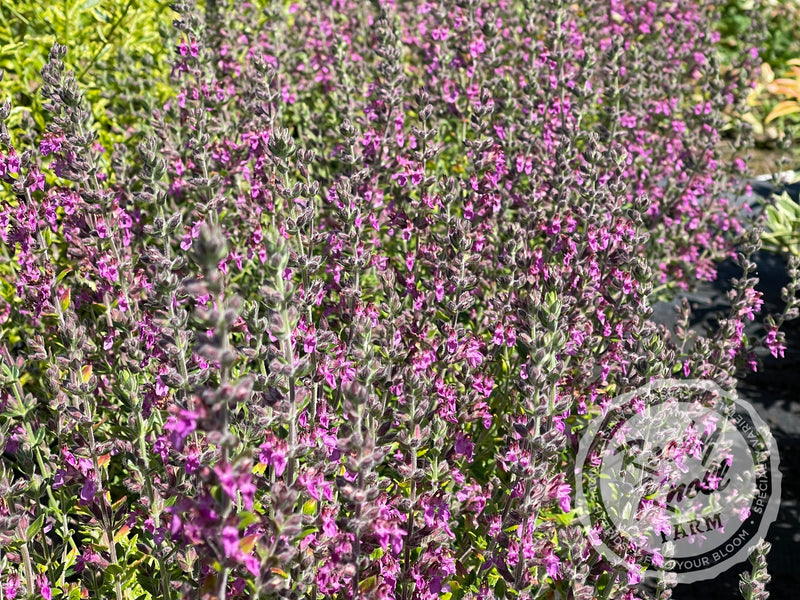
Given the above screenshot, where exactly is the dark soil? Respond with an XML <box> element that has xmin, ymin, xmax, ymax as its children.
<box><xmin>715</xmin><ymin>143</ymin><xmax>796</xmax><ymax>179</ymax></box>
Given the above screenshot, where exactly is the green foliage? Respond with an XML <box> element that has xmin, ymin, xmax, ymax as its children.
<box><xmin>762</xmin><ymin>185</ymin><xmax>800</xmax><ymax>256</ymax></box>
<box><xmin>0</xmin><ymin>0</ymin><xmax>175</xmax><ymax>149</ymax></box>
<box><xmin>716</xmin><ymin>0</ymin><xmax>800</xmax><ymax>67</ymax></box>
<box><xmin>689</xmin><ymin>2</ymin><xmax>800</xmax><ymax>147</ymax></box>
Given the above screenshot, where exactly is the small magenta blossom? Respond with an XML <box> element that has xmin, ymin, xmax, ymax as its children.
<box><xmin>39</xmin><ymin>133</ymin><xmax>64</xmax><ymax>156</ymax></box>
<box><xmin>259</xmin><ymin>434</ymin><xmax>287</xmax><ymax>477</ymax></box>
<box><xmin>765</xmin><ymin>327</ymin><xmax>787</xmax><ymax>359</ymax></box>
<box><xmin>555</xmin><ymin>483</ymin><xmax>572</xmax><ymax>513</ymax></box>
<box><xmin>163</xmin><ymin>409</ymin><xmax>198</xmax><ymax>451</ymax></box>
<box><xmin>221</xmin><ymin>525</ymin><xmax>240</xmax><ymax>560</ymax></box>
<box><xmin>4</xmin><ymin>574</ymin><xmax>20</xmax><ymax>599</ymax></box>
<box><xmin>215</xmin><ymin>463</ymin><xmax>257</xmax><ymax>510</ymax></box>
<box><xmin>544</xmin><ymin>552</ymin><xmax>561</xmax><ymax>580</ymax></box>
<box><xmin>36</xmin><ymin>574</ymin><xmax>52</xmax><ymax>600</ymax></box>
<box><xmin>79</xmin><ymin>476</ymin><xmax>99</xmax><ymax>505</ymax></box>
<box><xmin>454</xmin><ymin>432</ymin><xmax>475</xmax><ymax>462</ymax></box>
<box><xmin>462</xmin><ymin>338</ymin><xmax>484</xmax><ymax>368</ymax></box>
<box><xmin>373</xmin><ymin>519</ymin><xmax>406</xmax><ymax>555</ymax></box>
<box><xmin>626</xmin><ymin>567</ymin><xmax>642</xmax><ymax>586</ymax></box>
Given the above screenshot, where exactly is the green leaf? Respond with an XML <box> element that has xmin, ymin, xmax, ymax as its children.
<box><xmin>63</xmin><ymin>546</ymin><xmax>79</xmax><ymax>571</ymax></box>
<box><xmin>104</xmin><ymin>563</ymin><xmax>125</xmax><ymax>577</ymax></box>
<box><xmin>369</xmin><ymin>547</ymin><xmax>384</xmax><ymax>560</ymax></box>
<box><xmin>237</xmin><ymin>511</ymin><xmax>260</xmax><ymax>530</ymax></box>
<box><xmin>78</xmin><ymin>0</ymin><xmax>103</xmax><ymax>12</ymax></box>
<box><xmin>358</xmin><ymin>575</ymin><xmax>377</xmax><ymax>594</ymax></box>
<box><xmin>1</xmin><ymin>361</ymin><xmax>19</xmax><ymax>380</ymax></box>
<box><xmin>302</xmin><ymin>499</ymin><xmax>317</xmax><ymax>515</ymax></box>
<box><xmin>0</xmin><ymin>41</ymin><xmax>25</xmax><ymax>53</ymax></box>
<box><xmin>766</xmin><ymin>100</ymin><xmax>800</xmax><ymax>123</ymax></box>
<box><xmin>777</xmin><ymin>192</ymin><xmax>800</xmax><ymax>218</ymax></box>
<box><xmin>60</xmin><ymin>288</ymin><xmax>71</xmax><ymax>312</ymax></box>
<box><xmin>299</xmin><ymin>527</ymin><xmax>318</xmax><ymax>540</ymax></box>
<box><xmin>26</xmin><ymin>513</ymin><xmax>45</xmax><ymax>542</ymax></box>
<box><xmin>67</xmin><ymin>586</ymin><xmax>84</xmax><ymax>600</ymax></box>
<box><xmin>55</xmin><ymin>267</ymin><xmax>73</xmax><ymax>284</ymax></box>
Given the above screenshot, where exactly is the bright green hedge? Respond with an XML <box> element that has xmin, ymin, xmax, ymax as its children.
<box><xmin>0</xmin><ymin>0</ymin><xmax>175</xmax><ymax>150</ymax></box>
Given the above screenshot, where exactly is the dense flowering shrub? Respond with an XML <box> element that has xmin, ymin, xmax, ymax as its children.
<box><xmin>0</xmin><ymin>1</ymin><xmax>797</xmax><ymax>599</ymax></box>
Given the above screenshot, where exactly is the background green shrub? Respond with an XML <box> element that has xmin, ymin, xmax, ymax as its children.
<box><xmin>717</xmin><ymin>0</ymin><xmax>800</xmax><ymax>67</ymax></box>
<box><xmin>0</xmin><ymin>0</ymin><xmax>174</xmax><ymax>150</ymax></box>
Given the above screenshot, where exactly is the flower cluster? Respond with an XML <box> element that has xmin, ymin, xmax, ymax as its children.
<box><xmin>0</xmin><ymin>1</ymin><xmax>795</xmax><ymax>600</ymax></box>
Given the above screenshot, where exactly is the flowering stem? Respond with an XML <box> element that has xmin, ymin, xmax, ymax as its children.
<box><xmin>137</xmin><ymin>412</ymin><xmax>172</xmax><ymax>600</ymax></box>
<box><xmin>218</xmin><ymin>566</ymin><xmax>229</xmax><ymax>600</ymax></box>
<box><xmin>352</xmin><ymin>470</ymin><xmax>364</xmax><ymax>600</ymax></box>
<box><xmin>513</xmin><ymin>479</ymin><xmax>534</xmax><ymax>590</ymax></box>
<box><xmin>106</xmin><ymin>525</ymin><xmax>124</xmax><ymax>600</ymax></box>
<box><xmin>278</xmin><ymin>283</ymin><xmax>297</xmax><ymax>481</ymax></box>
<box><xmin>402</xmin><ymin>393</ymin><xmax>417</xmax><ymax>600</ymax></box>
<box><xmin>84</xmin><ymin>401</ymin><xmax>123</xmax><ymax>600</ymax></box>
<box><xmin>76</xmin><ymin>120</ymin><xmax>136</xmax><ymax>322</ymax></box>
<box><xmin>161</xmin><ymin>207</ymin><xmax>191</xmax><ymax>407</ymax></box>
<box><xmin>19</xmin><ymin>541</ymin><xmax>34</xmax><ymax>598</ymax></box>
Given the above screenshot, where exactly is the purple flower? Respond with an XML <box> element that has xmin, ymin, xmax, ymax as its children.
<box><xmin>303</xmin><ymin>326</ymin><xmax>317</xmax><ymax>353</ymax></box>
<box><xmin>469</xmin><ymin>37</ymin><xmax>486</xmax><ymax>58</ymax></box>
<box><xmin>222</xmin><ymin>526</ymin><xmax>240</xmax><ymax>560</ymax></box>
<box><xmin>462</xmin><ymin>338</ymin><xmax>484</xmax><ymax>368</ymax></box>
<box><xmin>298</xmin><ymin>471</ymin><xmax>333</xmax><ymax>502</ymax></box>
<box><xmin>216</xmin><ymin>463</ymin><xmax>257</xmax><ymax>510</ymax></box>
<box><xmin>6</xmin><ymin>152</ymin><xmax>20</xmax><ymax>174</ymax></box>
<box><xmin>39</xmin><ymin>133</ymin><xmax>64</xmax><ymax>156</ymax></box>
<box><xmin>79</xmin><ymin>475</ymin><xmax>98</xmax><ymax>506</ymax></box>
<box><xmin>163</xmin><ymin>409</ymin><xmax>198</xmax><ymax>451</ymax></box>
<box><xmin>492</xmin><ymin>323</ymin><xmax>505</xmax><ymax>346</ymax></box>
<box><xmin>4</xmin><ymin>574</ymin><xmax>20</xmax><ymax>599</ymax></box>
<box><xmin>76</xmin><ymin>547</ymin><xmax>109</xmax><ymax>573</ymax></box>
<box><xmin>185</xmin><ymin>447</ymin><xmax>200</xmax><ymax>475</ymax></box>
<box><xmin>244</xmin><ymin>554</ymin><xmax>260</xmax><ymax>577</ymax></box>
<box><xmin>373</xmin><ymin>519</ymin><xmax>406</xmax><ymax>555</ymax></box>
<box><xmin>544</xmin><ymin>552</ymin><xmax>561</xmax><ymax>580</ymax></box>
<box><xmin>36</xmin><ymin>574</ymin><xmax>52</xmax><ymax>600</ymax></box>
<box><xmin>454</xmin><ymin>432</ymin><xmax>474</xmax><ymax>462</ymax></box>
<box><xmin>259</xmin><ymin>434</ymin><xmax>287</xmax><ymax>477</ymax></box>
<box><xmin>765</xmin><ymin>327</ymin><xmax>786</xmax><ymax>359</ymax></box>
<box><xmin>4</xmin><ymin>425</ymin><xmax>24</xmax><ymax>454</ymax></box>
<box><xmin>736</xmin><ymin>505</ymin><xmax>751</xmax><ymax>522</ymax></box>
<box><xmin>321</xmin><ymin>506</ymin><xmax>338</xmax><ymax>538</ymax></box>
<box><xmin>555</xmin><ymin>484</ymin><xmax>571</xmax><ymax>513</ymax></box>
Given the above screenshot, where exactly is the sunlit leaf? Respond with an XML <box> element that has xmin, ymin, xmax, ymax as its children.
<box><xmin>113</xmin><ymin>525</ymin><xmax>130</xmax><ymax>542</ymax></box>
<box><xmin>766</xmin><ymin>100</ymin><xmax>800</xmax><ymax>123</ymax></box>
<box><xmin>239</xmin><ymin>534</ymin><xmax>259</xmax><ymax>554</ymax></box>
<box><xmin>78</xmin><ymin>0</ymin><xmax>102</xmax><ymax>10</ymax></box>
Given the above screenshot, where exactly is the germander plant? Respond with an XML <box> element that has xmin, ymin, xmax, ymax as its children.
<box><xmin>0</xmin><ymin>1</ymin><xmax>795</xmax><ymax>600</ymax></box>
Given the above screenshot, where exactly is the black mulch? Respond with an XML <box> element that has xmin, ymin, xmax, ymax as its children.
<box><xmin>649</xmin><ymin>248</ymin><xmax>800</xmax><ymax>600</ymax></box>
